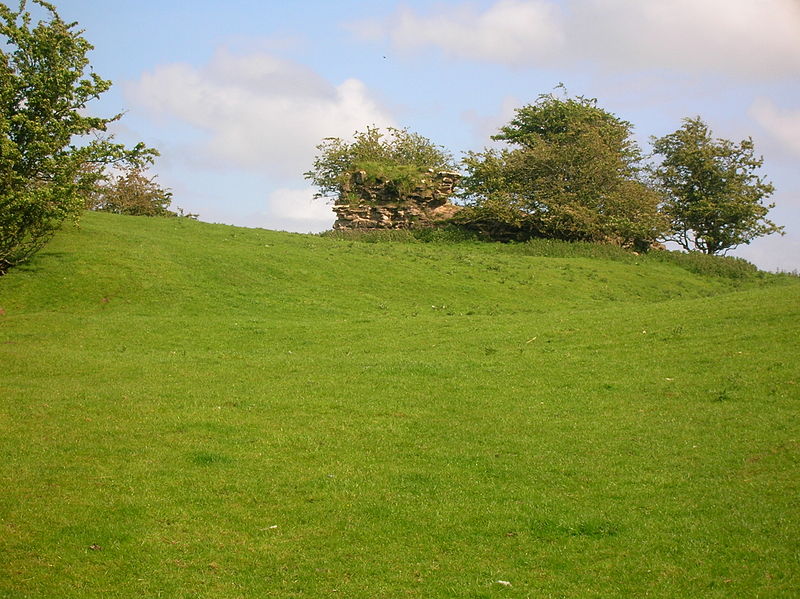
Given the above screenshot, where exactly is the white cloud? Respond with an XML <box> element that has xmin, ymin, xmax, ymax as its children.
<box><xmin>126</xmin><ymin>47</ymin><xmax>393</xmax><ymax>177</ymax></box>
<box><xmin>750</xmin><ymin>97</ymin><xmax>800</xmax><ymax>158</ymax></box>
<box><xmin>264</xmin><ymin>186</ymin><xmax>335</xmax><ymax>232</ymax></box>
<box><xmin>387</xmin><ymin>0</ymin><xmax>565</xmax><ymax>66</ymax></box>
<box><xmin>362</xmin><ymin>0</ymin><xmax>800</xmax><ymax>79</ymax></box>
<box><xmin>573</xmin><ymin>0</ymin><xmax>800</xmax><ymax>79</ymax></box>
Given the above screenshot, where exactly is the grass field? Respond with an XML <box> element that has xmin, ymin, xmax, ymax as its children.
<box><xmin>1</xmin><ymin>212</ymin><xmax>799</xmax><ymax>598</ymax></box>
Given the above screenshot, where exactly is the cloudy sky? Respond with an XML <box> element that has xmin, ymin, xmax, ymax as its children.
<box><xmin>53</xmin><ymin>0</ymin><xmax>800</xmax><ymax>271</ymax></box>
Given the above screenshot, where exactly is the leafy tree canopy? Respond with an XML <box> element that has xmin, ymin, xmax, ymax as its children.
<box><xmin>458</xmin><ymin>92</ymin><xmax>667</xmax><ymax>247</ymax></box>
<box><xmin>87</xmin><ymin>166</ymin><xmax>194</xmax><ymax>218</ymax></box>
<box><xmin>304</xmin><ymin>126</ymin><xmax>455</xmax><ymax>202</ymax></box>
<box><xmin>0</xmin><ymin>0</ymin><xmax>155</xmax><ymax>273</ymax></box>
<box><xmin>652</xmin><ymin>116</ymin><xmax>782</xmax><ymax>255</ymax></box>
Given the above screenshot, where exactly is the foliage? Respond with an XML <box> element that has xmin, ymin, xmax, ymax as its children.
<box><xmin>348</xmin><ymin>160</ymin><xmax>435</xmax><ymax>200</ymax></box>
<box><xmin>0</xmin><ymin>0</ymin><xmax>155</xmax><ymax>274</ymax></box>
<box><xmin>458</xmin><ymin>93</ymin><xmax>668</xmax><ymax>248</ymax></box>
<box><xmin>651</xmin><ymin>116</ymin><xmax>782</xmax><ymax>254</ymax></box>
<box><xmin>304</xmin><ymin>126</ymin><xmax>455</xmax><ymax>202</ymax></box>
<box><xmin>87</xmin><ymin>166</ymin><xmax>194</xmax><ymax>218</ymax></box>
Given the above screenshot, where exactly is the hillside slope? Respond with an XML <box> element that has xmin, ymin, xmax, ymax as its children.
<box><xmin>1</xmin><ymin>212</ymin><xmax>799</xmax><ymax>598</ymax></box>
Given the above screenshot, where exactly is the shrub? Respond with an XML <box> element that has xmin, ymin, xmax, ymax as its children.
<box><xmin>305</xmin><ymin>126</ymin><xmax>455</xmax><ymax>203</ymax></box>
<box><xmin>458</xmin><ymin>92</ymin><xmax>667</xmax><ymax>248</ymax></box>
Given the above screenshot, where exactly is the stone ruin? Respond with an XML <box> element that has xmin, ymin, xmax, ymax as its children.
<box><xmin>332</xmin><ymin>170</ymin><xmax>461</xmax><ymax>230</ymax></box>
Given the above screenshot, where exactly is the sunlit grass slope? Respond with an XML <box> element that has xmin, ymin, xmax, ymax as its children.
<box><xmin>1</xmin><ymin>212</ymin><xmax>799</xmax><ymax>598</ymax></box>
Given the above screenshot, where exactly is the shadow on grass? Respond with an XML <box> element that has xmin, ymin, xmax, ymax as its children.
<box><xmin>10</xmin><ymin>251</ymin><xmax>74</xmax><ymax>274</ymax></box>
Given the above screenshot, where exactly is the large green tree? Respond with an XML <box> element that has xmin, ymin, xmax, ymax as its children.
<box><xmin>0</xmin><ymin>0</ymin><xmax>155</xmax><ymax>273</ymax></box>
<box><xmin>458</xmin><ymin>93</ymin><xmax>667</xmax><ymax>247</ymax></box>
<box><xmin>652</xmin><ymin>117</ymin><xmax>782</xmax><ymax>255</ymax></box>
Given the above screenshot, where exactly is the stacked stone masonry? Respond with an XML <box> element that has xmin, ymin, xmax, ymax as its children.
<box><xmin>333</xmin><ymin>170</ymin><xmax>461</xmax><ymax>230</ymax></box>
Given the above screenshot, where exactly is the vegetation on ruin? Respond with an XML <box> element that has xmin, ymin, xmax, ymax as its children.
<box><xmin>348</xmin><ymin>161</ymin><xmax>442</xmax><ymax>200</ymax></box>
<box><xmin>304</xmin><ymin>126</ymin><xmax>456</xmax><ymax>204</ymax></box>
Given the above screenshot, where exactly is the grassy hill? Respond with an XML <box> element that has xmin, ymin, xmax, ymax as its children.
<box><xmin>2</xmin><ymin>212</ymin><xmax>799</xmax><ymax>598</ymax></box>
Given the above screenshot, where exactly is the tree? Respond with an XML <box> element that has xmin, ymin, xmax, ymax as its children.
<box><xmin>88</xmin><ymin>166</ymin><xmax>193</xmax><ymax>218</ymax></box>
<box><xmin>458</xmin><ymin>93</ymin><xmax>667</xmax><ymax>247</ymax></box>
<box><xmin>304</xmin><ymin>126</ymin><xmax>455</xmax><ymax>202</ymax></box>
<box><xmin>0</xmin><ymin>0</ymin><xmax>155</xmax><ymax>274</ymax></box>
<box><xmin>651</xmin><ymin>117</ymin><xmax>782</xmax><ymax>255</ymax></box>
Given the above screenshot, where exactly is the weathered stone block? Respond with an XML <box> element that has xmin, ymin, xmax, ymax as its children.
<box><xmin>333</xmin><ymin>170</ymin><xmax>461</xmax><ymax>230</ymax></box>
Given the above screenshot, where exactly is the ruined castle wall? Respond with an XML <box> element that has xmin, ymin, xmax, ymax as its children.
<box><xmin>333</xmin><ymin>170</ymin><xmax>461</xmax><ymax>230</ymax></box>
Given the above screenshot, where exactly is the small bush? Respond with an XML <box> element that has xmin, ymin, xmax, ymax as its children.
<box><xmin>88</xmin><ymin>167</ymin><xmax>196</xmax><ymax>219</ymax></box>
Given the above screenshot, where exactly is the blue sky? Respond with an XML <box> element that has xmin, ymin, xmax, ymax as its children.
<box><xmin>50</xmin><ymin>0</ymin><xmax>800</xmax><ymax>271</ymax></box>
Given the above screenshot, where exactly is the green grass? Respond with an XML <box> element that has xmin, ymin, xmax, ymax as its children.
<box><xmin>1</xmin><ymin>212</ymin><xmax>799</xmax><ymax>598</ymax></box>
